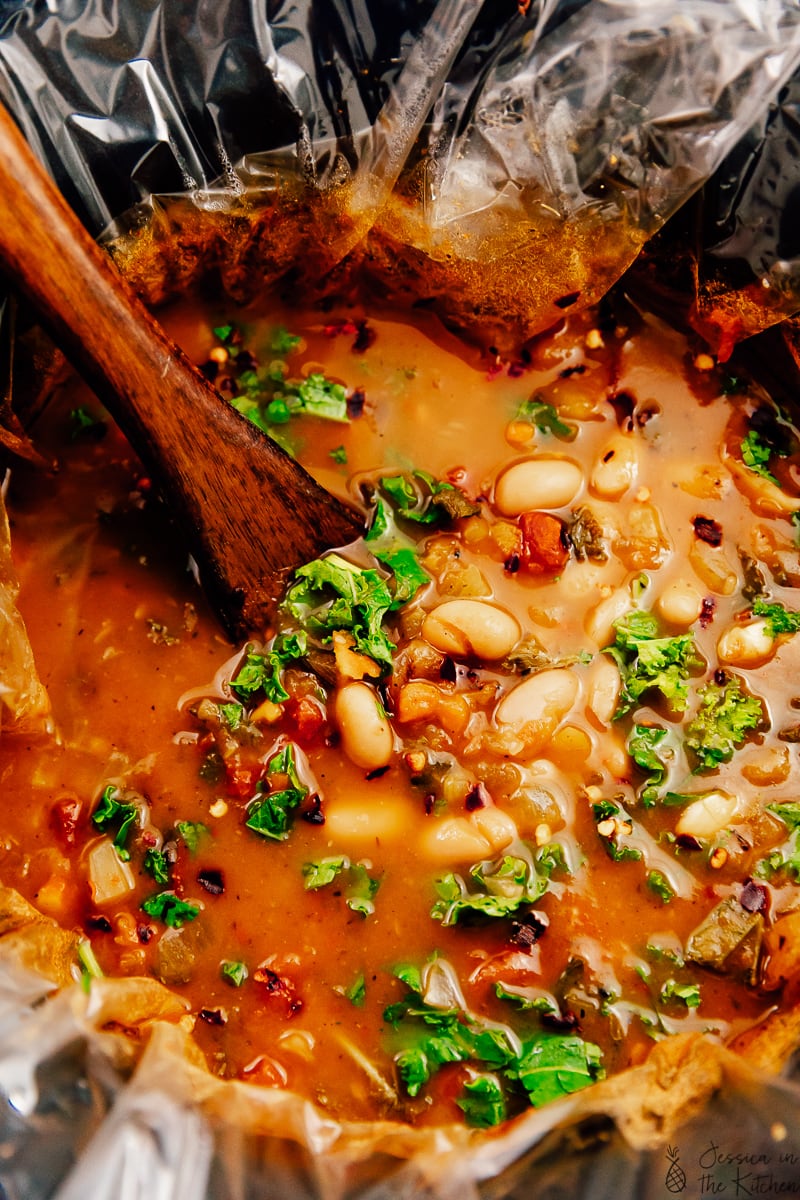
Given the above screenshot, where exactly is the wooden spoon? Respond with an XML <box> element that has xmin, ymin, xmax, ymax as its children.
<box><xmin>0</xmin><ymin>104</ymin><xmax>364</xmax><ymax>640</ymax></box>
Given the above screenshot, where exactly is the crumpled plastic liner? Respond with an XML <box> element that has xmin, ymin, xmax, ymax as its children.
<box><xmin>0</xmin><ymin>0</ymin><xmax>799</xmax><ymax>302</ymax></box>
<box><xmin>3</xmin><ymin>941</ymin><xmax>800</xmax><ymax>1200</ymax></box>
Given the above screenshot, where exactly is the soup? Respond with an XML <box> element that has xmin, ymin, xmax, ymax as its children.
<box><xmin>2</xmin><ymin>289</ymin><xmax>799</xmax><ymax>1130</ymax></box>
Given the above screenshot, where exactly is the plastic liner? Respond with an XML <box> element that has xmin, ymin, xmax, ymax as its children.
<box><xmin>1</xmin><ymin>2</ymin><xmax>800</xmax><ymax>349</ymax></box>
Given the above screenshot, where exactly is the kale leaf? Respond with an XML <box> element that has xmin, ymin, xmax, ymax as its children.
<box><xmin>605</xmin><ymin>611</ymin><xmax>703</xmax><ymax>717</ymax></box>
<box><xmin>685</xmin><ymin>675</ymin><xmax>763</xmax><ymax>771</ymax></box>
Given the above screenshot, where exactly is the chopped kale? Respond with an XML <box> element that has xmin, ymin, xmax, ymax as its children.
<box><xmin>627</xmin><ymin>724</ymin><xmax>676</xmax><ymax>805</ymax></box>
<box><xmin>376</xmin><ymin>470</ymin><xmax>479</xmax><ymax>526</ymax></box>
<box><xmin>92</xmin><ymin>785</ymin><xmax>138</xmax><ymax>862</ymax></box>
<box><xmin>751</xmin><ymin>599</ymin><xmax>800</xmax><ymax>638</ymax></box>
<box><xmin>646</xmin><ymin>870</ymin><xmax>675</xmax><ymax>904</ymax></box>
<box><xmin>740</xmin><ymin>429</ymin><xmax>778</xmax><ymax>483</ymax></box>
<box><xmin>516</xmin><ymin>396</ymin><xmax>577</xmax><ymax>441</ymax></box>
<box><xmin>756</xmin><ymin>801</ymin><xmax>800</xmax><ymax>880</ymax></box>
<box><xmin>176</xmin><ymin>820</ymin><xmax>210</xmax><ymax>854</ymax></box>
<box><xmin>329</xmin><ymin>445</ymin><xmax>348</xmax><ymax>464</ymax></box>
<box><xmin>342</xmin><ymin>973</ymin><xmax>366</xmax><ymax>1007</ymax></box>
<box><xmin>230</xmin><ymin>632</ymin><xmax>308</xmax><ymax>705</ymax></box>
<box><xmin>385</xmin><ymin>964</ymin><xmax>603</xmax><ymax>1111</ymax></box>
<box><xmin>282</xmin><ymin>553</ymin><xmax>396</xmax><ymax>672</ymax></box>
<box><xmin>302</xmin><ymin>856</ymin><xmax>380</xmax><ymax>916</ymax></box>
<box><xmin>660</xmin><ymin>979</ymin><xmax>701</xmax><ymax>1008</ymax></box>
<box><xmin>141</xmin><ymin>892</ymin><xmax>200</xmax><ymax>928</ymax></box>
<box><xmin>431</xmin><ymin>854</ymin><xmax>550</xmax><ymax>926</ymax></box>
<box><xmin>143</xmin><ymin>848</ymin><xmax>171</xmax><ymax>885</ymax></box>
<box><xmin>567</xmin><ymin>506</ymin><xmax>608</xmax><ymax>562</ymax></box>
<box><xmin>606</xmin><ymin>611</ymin><xmax>703</xmax><ymax>717</ymax></box>
<box><xmin>457</xmin><ymin>1074</ymin><xmax>507</xmax><ymax>1128</ymax></box>
<box><xmin>685</xmin><ymin>675</ymin><xmax>763</xmax><ymax>771</ymax></box>
<box><xmin>221</xmin><ymin>959</ymin><xmax>248</xmax><ymax>987</ymax></box>
<box><xmin>270</xmin><ymin>326</ymin><xmax>301</xmax><ymax>355</ymax></box>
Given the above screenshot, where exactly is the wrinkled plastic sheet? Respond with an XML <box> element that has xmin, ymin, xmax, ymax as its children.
<box><xmin>3</xmin><ymin>1</ymin><xmax>800</xmax><ymax>1198</ymax></box>
<box><xmin>0</xmin><ymin>2</ymin><xmax>799</xmax><ymax>343</ymax></box>
<box><xmin>3</xmin><ymin>951</ymin><xmax>800</xmax><ymax>1200</ymax></box>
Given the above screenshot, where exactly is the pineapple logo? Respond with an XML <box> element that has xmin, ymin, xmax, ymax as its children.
<box><xmin>665</xmin><ymin>1145</ymin><xmax>687</xmax><ymax>1193</ymax></box>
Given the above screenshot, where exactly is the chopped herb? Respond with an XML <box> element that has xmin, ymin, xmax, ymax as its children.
<box><xmin>176</xmin><ymin>821</ymin><xmax>211</xmax><ymax>855</ymax></box>
<box><xmin>494</xmin><ymin>982</ymin><xmax>559</xmax><ymax>1015</ymax></box>
<box><xmin>230</xmin><ymin>631</ymin><xmax>308</xmax><ymax>705</ymax></box>
<box><xmin>143</xmin><ymin>848</ymin><xmax>171</xmax><ymax>885</ymax></box>
<box><xmin>219</xmin><ymin>702</ymin><xmax>245</xmax><ymax>731</ymax></box>
<box><xmin>647</xmin><ymin>870</ymin><xmax>675</xmax><ymax>904</ymax></box>
<box><xmin>246</xmin><ymin>744</ymin><xmax>308</xmax><ymax>842</ymax></box>
<box><xmin>140</xmin><ymin>892</ymin><xmax>200</xmax><ymax>928</ymax></box>
<box><xmin>627</xmin><ymin>724</ymin><xmax>675</xmax><ymax>805</ymax></box>
<box><xmin>77</xmin><ymin>940</ymin><xmax>104</xmax><ymax>991</ymax></box>
<box><xmin>213</xmin><ymin>324</ymin><xmax>234</xmax><ymax>344</ymax></box>
<box><xmin>385</xmin><ymin>963</ymin><xmax>602</xmax><ymax>1112</ymax></box>
<box><xmin>221</xmin><ymin>959</ymin><xmax>248</xmax><ymax>987</ymax></box>
<box><xmin>282</xmin><ymin>553</ymin><xmax>396</xmax><ymax>672</ymax></box>
<box><xmin>431</xmin><ymin>855</ymin><xmax>549</xmax><ymax>926</ymax></box>
<box><xmin>342</xmin><ymin>972</ymin><xmax>366</xmax><ymax>1007</ymax></box>
<box><xmin>330</xmin><ymin>445</ymin><xmax>348</xmax><ymax>464</ymax></box>
<box><xmin>685</xmin><ymin>675</ymin><xmax>763</xmax><ymax>771</ymax></box>
<box><xmin>516</xmin><ymin>396</ymin><xmax>577</xmax><ymax>441</ymax></box>
<box><xmin>751</xmin><ymin>599</ymin><xmax>800</xmax><ymax>638</ymax></box>
<box><xmin>457</xmin><ymin>1074</ymin><xmax>507</xmax><ymax>1128</ymax></box>
<box><xmin>659</xmin><ymin>979</ymin><xmax>701</xmax><ymax>1008</ymax></box>
<box><xmin>302</xmin><ymin>856</ymin><xmax>349</xmax><ymax>889</ymax></box>
<box><xmin>605</xmin><ymin>611</ymin><xmax>703</xmax><ymax>717</ymax></box>
<box><xmin>592</xmin><ymin>801</ymin><xmax>642</xmax><ymax>862</ymax></box>
<box><xmin>91</xmin><ymin>785</ymin><xmax>138</xmax><ymax>862</ymax></box>
<box><xmin>756</xmin><ymin>801</ymin><xmax>800</xmax><ymax>880</ymax></box>
<box><xmin>741</xmin><ymin>429</ymin><xmax>778</xmax><ymax>483</ymax></box>
<box><xmin>270</xmin><ymin>326</ymin><xmax>301</xmax><ymax>355</ymax></box>
<box><xmin>376</xmin><ymin>470</ymin><xmax>479</xmax><ymax>526</ymax></box>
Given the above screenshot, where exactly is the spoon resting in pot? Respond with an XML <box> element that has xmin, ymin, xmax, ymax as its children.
<box><xmin>0</xmin><ymin>103</ymin><xmax>364</xmax><ymax>641</ymax></box>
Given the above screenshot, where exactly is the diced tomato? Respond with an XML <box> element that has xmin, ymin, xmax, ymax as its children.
<box><xmin>285</xmin><ymin>696</ymin><xmax>326</xmax><ymax>747</ymax></box>
<box><xmin>50</xmin><ymin>794</ymin><xmax>82</xmax><ymax>847</ymax></box>
<box><xmin>519</xmin><ymin>511</ymin><xmax>569</xmax><ymax>575</ymax></box>
<box><xmin>225</xmin><ymin>763</ymin><xmax>261</xmax><ymax>798</ymax></box>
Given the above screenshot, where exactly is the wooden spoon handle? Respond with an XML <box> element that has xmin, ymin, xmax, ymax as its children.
<box><xmin>0</xmin><ymin>103</ymin><xmax>363</xmax><ymax>638</ymax></box>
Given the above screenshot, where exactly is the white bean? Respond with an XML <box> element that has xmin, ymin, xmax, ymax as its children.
<box><xmin>656</xmin><ymin>578</ymin><xmax>704</xmax><ymax>627</ymax></box>
<box><xmin>590</xmin><ymin>435</ymin><xmax>638</xmax><ymax>499</ymax></box>
<box><xmin>421</xmin><ymin>815</ymin><xmax>495</xmax><ymax>864</ymax></box>
<box><xmin>325</xmin><ymin>798</ymin><xmax>406</xmax><ymax>845</ymax></box>
<box><xmin>494</xmin><ymin>457</ymin><xmax>583</xmax><ymax>516</ymax></box>
<box><xmin>335</xmin><ymin>682</ymin><xmax>394</xmax><ymax>770</ymax></box>
<box><xmin>716</xmin><ymin>619</ymin><xmax>775</xmax><ymax>667</ymax></box>
<box><xmin>470</xmin><ymin>806</ymin><xmax>517</xmax><ymax>853</ymax></box>
<box><xmin>676</xmin><ymin>791</ymin><xmax>738</xmax><ymax>840</ymax></box>
<box><xmin>585</xmin><ymin>655</ymin><xmax>621</xmax><ymax>726</ymax></box>
<box><xmin>495</xmin><ymin>668</ymin><xmax>579</xmax><ymax>728</ymax></box>
<box><xmin>584</xmin><ymin>587</ymin><xmax>630</xmax><ymax>647</ymax></box>
<box><xmin>422</xmin><ymin>599</ymin><xmax>520</xmax><ymax>660</ymax></box>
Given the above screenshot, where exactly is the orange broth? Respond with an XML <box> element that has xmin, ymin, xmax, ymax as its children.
<box><xmin>1</xmin><ymin>294</ymin><xmax>799</xmax><ymax>1127</ymax></box>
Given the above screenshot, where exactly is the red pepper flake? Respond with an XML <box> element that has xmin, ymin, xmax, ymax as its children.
<box><xmin>676</xmin><ymin>833</ymin><xmax>703</xmax><ymax>851</ymax></box>
<box><xmin>424</xmin><ymin>793</ymin><xmax>435</xmax><ymax>816</ymax></box>
<box><xmin>365</xmin><ymin>765</ymin><xmax>390</xmax><ymax>781</ymax></box>
<box><xmin>560</xmin><ymin>364</ymin><xmax>586</xmax><ymax>379</ymax></box>
<box><xmin>253</xmin><ymin>966</ymin><xmax>303</xmax><ymax>1015</ymax></box>
<box><xmin>199</xmin><ymin>1007</ymin><xmax>227</xmax><ymax>1026</ymax></box>
<box><xmin>692</xmin><ymin>515</ymin><xmax>723</xmax><ymax>547</ymax></box>
<box><xmin>543</xmin><ymin>1008</ymin><xmax>579</xmax><ymax>1032</ymax></box>
<box><xmin>504</xmin><ymin>554</ymin><xmax>521</xmax><ymax>574</ymax></box>
<box><xmin>465</xmin><ymin>783</ymin><xmax>489</xmax><ymax>811</ymax></box>
<box><xmin>509</xmin><ymin>911</ymin><xmax>548</xmax><ymax>950</ymax></box>
<box><xmin>554</xmin><ymin>292</ymin><xmax>580</xmax><ymax>309</ymax></box>
<box><xmin>608</xmin><ymin>391</ymin><xmax>636</xmax><ymax>430</ymax></box>
<box><xmin>699</xmin><ymin>597</ymin><xmax>716</xmax><ymax>628</ymax></box>
<box><xmin>519</xmin><ymin>512</ymin><xmax>569</xmax><ymax>575</ymax></box>
<box><xmin>323</xmin><ymin>318</ymin><xmax>359</xmax><ymax>338</ymax></box>
<box><xmin>197</xmin><ymin>868</ymin><xmax>225</xmax><ymax>896</ymax></box>
<box><xmin>352</xmin><ymin>321</ymin><xmax>376</xmax><ymax>353</ymax></box>
<box><xmin>740</xmin><ymin>878</ymin><xmax>768</xmax><ymax>914</ymax></box>
<box><xmin>137</xmin><ymin>924</ymin><xmax>156</xmax><ymax>944</ymax></box>
<box><xmin>50</xmin><ymin>795</ymin><xmax>82</xmax><ymax>848</ymax></box>
<box><xmin>507</xmin><ymin>360</ymin><xmax>527</xmax><ymax>378</ymax></box>
<box><xmin>85</xmin><ymin>914</ymin><xmax>112</xmax><ymax>934</ymax></box>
